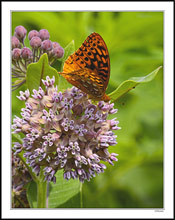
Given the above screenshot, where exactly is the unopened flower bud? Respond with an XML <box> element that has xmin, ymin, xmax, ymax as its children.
<box><xmin>12</xmin><ymin>48</ymin><xmax>21</xmax><ymax>61</ymax></box>
<box><xmin>28</xmin><ymin>30</ymin><xmax>39</xmax><ymax>40</ymax></box>
<box><xmin>21</xmin><ymin>47</ymin><xmax>32</xmax><ymax>60</ymax></box>
<box><xmin>72</xmin><ymin>104</ymin><xmax>83</xmax><ymax>116</ymax></box>
<box><xmin>52</xmin><ymin>42</ymin><xmax>60</xmax><ymax>49</ymax></box>
<box><xmin>53</xmin><ymin>46</ymin><xmax>64</xmax><ymax>58</ymax></box>
<box><xmin>12</xmin><ymin>36</ymin><xmax>20</xmax><ymax>49</ymax></box>
<box><xmin>14</xmin><ymin>25</ymin><xmax>27</xmax><ymax>42</ymax></box>
<box><xmin>30</xmin><ymin>36</ymin><xmax>42</xmax><ymax>49</ymax></box>
<box><xmin>41</xmin><ymin>40</ymin><xmax>53</xmax><ymax>51</ymax></box>
<box><xmin>39</xmin><ymin>29</ymin><xmax>50</xmax><ymax>41</ymax></box>
<box><xmin>85</xmin><ymin>131</ymin><xmax>96</xmax><ymax>141</ymax></box>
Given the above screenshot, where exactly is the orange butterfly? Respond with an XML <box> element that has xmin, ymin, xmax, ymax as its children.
<box><xmin>59</xmin><ymin>33</ymin><xmax>110</xmax><ymax>102</ymax></box>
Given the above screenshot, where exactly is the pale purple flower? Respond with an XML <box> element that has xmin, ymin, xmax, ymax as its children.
<box><xmin>12</xmin><ymin>116</ymin><xmax>29</xmax><ymax>133</ymax></box>
<box><xmin>61</xmin><ymin>118</ymin><xmax>74</xmax><ymax>131</ymax></box>
<box><xmin>21</xmin><ymin>103</ymin><xmax>33</xmax><ymax>121</ymax></box>
<box><xmin>52</xmin><ymin>91</ymin><xmax>63</xmax><ymax>102</ymax></box>
<box><xmin>84</xmin><ymin>107</ymin><xmax>95</xmax><ymax>120</ymax></box>
<box><xmin>62</xmin><ymin>98</ymin><xmax>74</xmax><ymax>110</ymax></box>
<box><xmin>57</xmin><ymin>145</ymin><xmax>68</xmax><ymax>159</ymax></box>
<box><xmin>13</xmin><ymin>142</ymin><xmax>23</xmax><ymax>155</ymax></box>
<box><xmin>71</xmin><ymin>87</ymin><xmax>84</xmax><ymax>99</ymax></box>
<box><xmin>32</xmin><ymin>87</ymin><xmax>45</xmax><ymax>99</ymax></box>
<box><xmin>26</xmin><ymin>128</ymin><xmax>40</xmax><ymax>141</ymax></box>
<box><xmin>42</xmin><ymin>133</ymin><xmax>55</xmax><ymax>147</ymax></box>
<box><xmin>75</xmin><ymin>155</ymin><xmax>88</xmax><ymax>168</ymax></box>
<box><xmin>22</xmin><ymin>137</ymin><xmax>34</xmax><ymax>150</ymax></box>
<box><xmin>75</xmin><ymin>124</ymin><xmax>87</xmax><ymax>136</ymax></box>
<box><xmin>95</xmin><ymin>111</ymin><xmax>104</xmax><ymax>123</ymax></box>
<box><xmin>44</xmin><ymin>167</ymin><xmax>56</xmax><ymax>183</ymax></box>
<box><xmin>42</xmin><ymin>75</ymin><xmax>55</xmax><ymax>87</ymax></box>
<box><xmin>68</xmin><ymin>142</ymin><xmax>80</xmax><ymax>155</ymax></box>
<box><xmin>33</xmin><ymin>148</ymin><xmax>47</xmax><ymax>162</ymax></box>
<box><xmin>17</xmin><ymin>89</ymin><xmax>30</xmax><ymax>101</ymax></box>
<box><xmin>42</xmin><ymin>109</ymin><xmax>55</xmax><ymax>122</ymax></box>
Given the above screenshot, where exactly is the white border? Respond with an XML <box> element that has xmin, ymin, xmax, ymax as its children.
<box><xmin>1</xmin><ymin>1</ymin><xmax>174</xmax><ymax>219</ymax></box>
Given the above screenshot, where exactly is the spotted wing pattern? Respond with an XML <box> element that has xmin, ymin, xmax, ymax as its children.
<box><xmin>60</xmin><ymin>33</ymin><xmax>110</xmax><ymax>101</ymax></box>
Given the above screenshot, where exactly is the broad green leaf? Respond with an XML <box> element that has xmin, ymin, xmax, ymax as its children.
<box><xmin>26</xmin><ymin>181</ymin><xmax>37</xmax><ymax>208</ymax></box>
<box><xmin>58</xmin><ymin>40</ymin><xmax>75</xmax><ymax>91</ymax></box>
<box><xmin>48</xmin><ymin>170</ymin><xmax>81</xmax><ymax>208</ymax></box>
<box><xmin>108</xmin><ymin>66</ymin><xmax>162</xmax><ymax>102</ymax></box>
<box><xmin>26</xmin><ymin>53</ymin><xmax>59</xmax><ymax>93</ymax></box>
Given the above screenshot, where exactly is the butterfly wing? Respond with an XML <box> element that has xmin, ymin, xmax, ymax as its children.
<box><xmin>60</xmin><ymin>68</ymin><xmax>105</xmax><ymax>99</ymax></box>
<box><xmin>61</xmin><ymin>32</ymin><xmax>110</xmax><ymax>100</ymax></box>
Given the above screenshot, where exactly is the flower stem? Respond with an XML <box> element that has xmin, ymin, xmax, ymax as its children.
<box><xmin>37</xmin><ymin>168</ymin><xmax>47</xmax><ymax>208</ymax></box>
<box><xmin>80</xmin><ymin>182</ymin><xmax>83</xmax><ymax>208</ymax></box>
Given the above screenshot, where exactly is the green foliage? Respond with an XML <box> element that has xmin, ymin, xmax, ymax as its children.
<box><xmin>12</xmin><ymin>11</ymin><xmax>163</xmax><ymax>208</ymax></box>
<box><xmin>26</xmin><ymin>181</ymin><xmax>37</xmax><ymax>208</ymax></box>
<box><xmin>48</xmin><ymin>170</ymin><xmax>81</xmax><ymax>208</ymax></box>
<box><xmin>26</xmin><ymin>171</ymin><xmax>81</xmax><ymax>208</ymax></box>
<box><xmin>109</xmin><ymin>66</ymin><xmax>162</xmax><ymax>102</ymax></box>
<box><xmin>26</xmin><ymin>53</ymin><xmax>59</xmax><ymax>93</ymax></box>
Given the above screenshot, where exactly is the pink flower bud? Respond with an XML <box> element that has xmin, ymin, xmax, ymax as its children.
<box><xmin>52</xmin><ymin>42</ymin><xmax>60</xmax><ymax>49</ymax></box>
<box><xmin>39</xmin><ymin>29</ymin><xmax>50</xmax><ymax>41</ymax></box>
<box><xmin>21</xmin><ymin>47</ymin><xmax>32</xmax><ymax>60</ymax></box>
<box><xmin>12</xmin><ymin>48</ymin><xmax>21</xmax><ymax>60</ymax></box>
<box><xmin>53</xmin><ymin>46</ymin><xmax>64</xmax><ymax>58</ymax></box>
<box><xmin>30</xmin><ymin>36</ymin><xmax>42</xmax><ymax>49</ymax></box>
<box><xmin>72</xmin><ymin>104</ymin><xmax>83</xmax><ymax>116</ymax></box>
<box><xmin>28</xmin><ymin>30</ymin><xmax>39</xmax><ymax>40</ymax></box>
<box><xmin>12</xmin><ymin>36</ymin><xmax>20</xmax><ymax>49</ymax></box>
<box><xmin>14</xmin><ymin>25</ymin><xmax>27</xmax><ymax>41</ymax></box>
<box><xmin>41</xmin><ymin>40</ymin><xmax>53</xmax><ymax>51</ymax></box>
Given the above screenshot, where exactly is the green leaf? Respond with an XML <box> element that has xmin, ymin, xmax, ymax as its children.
<box><xmin>108</xmin><ymin>66</ymin><xmax>162</xmax><ymax>102</ymax></box>
<box><xmin>48</xmin><ymin>170</ymin><xmax>81</xmax><ymax>208</ymax></box>
<box><xmin>60</xmin><ymin>40</ymin><xmax>75</xmax><ymax>65</ymax></box>
<box><xmin>12</xmin><ymin>133</ymin><xmax>23</xmax><ymax>144</ymax></box>
<box><xmin>58</xmin><ymin>40</ymin><xmax>75</xmax><ymax>91</ymax></box>
<box><xmin>26</xmin><ymin>53</ymin><xmax>59</xmax><ymax>93</ymax></box>
<box><xmin>26</xmin><ymin>181</ymin><xmax>37</xmax><ymax>208</ymax></box>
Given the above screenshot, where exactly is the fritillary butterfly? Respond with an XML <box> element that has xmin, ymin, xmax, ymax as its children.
<box><xmin>59</xmin><ymin>33</ymin><xmax>110</xmax><ymax>102</ymax></box>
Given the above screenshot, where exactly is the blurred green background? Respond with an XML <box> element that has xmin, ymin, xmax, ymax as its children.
<box><xmin>12</xmin><ymin>12</ymin><xmax>163</xmax><ymax>208</ymax></box>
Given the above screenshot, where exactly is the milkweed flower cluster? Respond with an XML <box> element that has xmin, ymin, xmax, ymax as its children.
<box><xmin>12</xmin><ymin>76</ymin><xmax>120</xmax><ymax>183</ymax></box>
<box><xmin>12</xmin><ymin>25</ymin><xmax>64</xmax><ymax>90</ymax></box>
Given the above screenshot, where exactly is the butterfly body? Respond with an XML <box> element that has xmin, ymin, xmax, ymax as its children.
<box><xmin>59</xmin><ymin>33</ymin><xmax>110</xmax><ymax>102</ymax></box>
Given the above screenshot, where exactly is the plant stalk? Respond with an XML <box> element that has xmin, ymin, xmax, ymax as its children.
<box><xmin>37</xmin><ymin>168</ymin><xmax>47</xmax><ymax>208</ymax></box>
<box><xmin>80</xmin><ymin>182</ymin><xmax>83</xmax><ymax>208</ymax></box>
